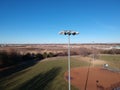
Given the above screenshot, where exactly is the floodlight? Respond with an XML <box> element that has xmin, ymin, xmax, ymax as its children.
<box><xmin>59</xmin><ymin>30</ymin><xmax>79</xmax><ymax>90</ymax></box>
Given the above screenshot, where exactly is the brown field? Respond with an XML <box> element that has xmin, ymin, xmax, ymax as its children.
<box><xmin>1</xmin><ymin>43</ymin><xmax>120</xmax><ymax>55</ymax></box>
<box><xmin>65</xmin><ymin>67</ymin><xmax>120</xmax><ymax>90</ymax></box>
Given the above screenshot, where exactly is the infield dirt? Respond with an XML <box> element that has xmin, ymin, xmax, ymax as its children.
<box><xmin>65</xmin><ymin>67</ymin><xmax>120</xmax><ymax>90</ymax></box>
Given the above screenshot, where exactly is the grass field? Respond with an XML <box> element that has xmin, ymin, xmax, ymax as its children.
<box><xmin>0</xmin><ymin>55</ymin><xmax>120</xmax><ymax>90</ymax></box>
<box><xmin>0</xmin><ymin>56</ymin><xmax>89</xmax><ymax>90</ymax></box>
<box><xmin>99</xmin><ymin>54</ymin><xmax>120</xmax><ymax>70</ymax></box>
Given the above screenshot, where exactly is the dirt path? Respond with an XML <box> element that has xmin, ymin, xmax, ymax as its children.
<box><xmin>64</xmin><ymin>67</ymin><xmax>120</xmax><ymax>90</ymax></box>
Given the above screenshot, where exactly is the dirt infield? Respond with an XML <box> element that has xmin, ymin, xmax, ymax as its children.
<box><xmin>64</xmin><ymin>67</ymin><xmax>120</xmax><ymax>90</ymax></box>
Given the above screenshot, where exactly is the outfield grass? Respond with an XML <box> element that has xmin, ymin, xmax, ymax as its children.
<box><xmin>99</xmin><ymin>54</ymin><xmax>120</xmax><ymax>70</ymax></box>
<box><xmin>0</xmin><ymin>56</ymin><xmax>89</xmax><ymax>90</ymax></box>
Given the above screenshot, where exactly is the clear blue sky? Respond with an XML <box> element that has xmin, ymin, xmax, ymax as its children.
<box><xmin>0</xmin><ymin>0</ymin><xmax>120</xmax><ymax>44</ymax></box>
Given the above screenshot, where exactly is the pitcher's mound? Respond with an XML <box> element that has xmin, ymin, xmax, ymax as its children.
<box><xmin>64</xmin><ymin>67</ymin><xmax>120</xmax><ymax>90</ymax></box>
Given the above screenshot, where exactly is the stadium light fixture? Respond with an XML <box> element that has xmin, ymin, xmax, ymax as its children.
<box><xmin>59</xmin><ymin>30</ymin><xmax>79</xmax><ymax>90</ymax></box>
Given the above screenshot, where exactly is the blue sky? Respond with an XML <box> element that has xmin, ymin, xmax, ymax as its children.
<box><xmin>0</xmin><ymin>0</ymin><xmax>120</xmax><ymax>44</ymax></box>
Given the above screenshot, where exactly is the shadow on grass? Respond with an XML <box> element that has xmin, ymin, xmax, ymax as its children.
<box><xmin>0</xmin><ymin>60</ymin><xmax>38</xmax><ymax>78</ymax></box>
<box><xmin>0</xmin><ymin>69</ymin><xmax>31</xmax><ymax>90</ymax></box>
<box><xmin>18</xmin><ymin>67</ymin><xmax>61</xmax><ymax>90</ymax></box>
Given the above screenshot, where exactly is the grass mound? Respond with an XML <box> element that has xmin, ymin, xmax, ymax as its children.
<box><xmin>0</xmin><ymin>56</ymin><xmax>89</xmax><ymax>90</ymax></box>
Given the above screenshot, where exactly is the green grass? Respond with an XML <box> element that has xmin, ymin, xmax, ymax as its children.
<box><xmin>99</xmin><ymin>54</ymin><xmax>120</xmax><ymax>69</ymax></box>
<box><xmin>0</xmin><ymin>56</ymin><xmax>89</xmax><ymax>90</ymax></box>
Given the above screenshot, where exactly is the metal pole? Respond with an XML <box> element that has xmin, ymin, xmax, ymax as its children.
<box><xmin>68</xmin><ymin>35</ymin><xmax>71</xmax><ymax>90</ymax></box>
<box><xmin>59</xmin><ymin>30</ymin><xmax>79</xmax><ymax>90</ymax></box>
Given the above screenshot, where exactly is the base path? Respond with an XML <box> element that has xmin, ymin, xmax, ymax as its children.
<box><xmin>64</xmin><ymin>67</ymin><xmax>120</xmax><ymax>90</ymax></box>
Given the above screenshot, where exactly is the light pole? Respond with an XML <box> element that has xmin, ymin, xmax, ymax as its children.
<box><xmin>59</xmin><ymin>30</ymin><xmax>79</xmax><ymax>90</ymax></box>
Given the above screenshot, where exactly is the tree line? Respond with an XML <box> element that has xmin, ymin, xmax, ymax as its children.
<box><xmin>100</xmin><ymin>49</ymin><xmax>120</xmax><ymax>54</ymax></box>
<box><xmin>1</xmin><ymin>48</ymin><xmax>120</xmax><ymax>68</ymax></box>
<box><xmin>0</xmin><ymin>51</ymin><xmax>56</xmax><ymax>68</ymax></box>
